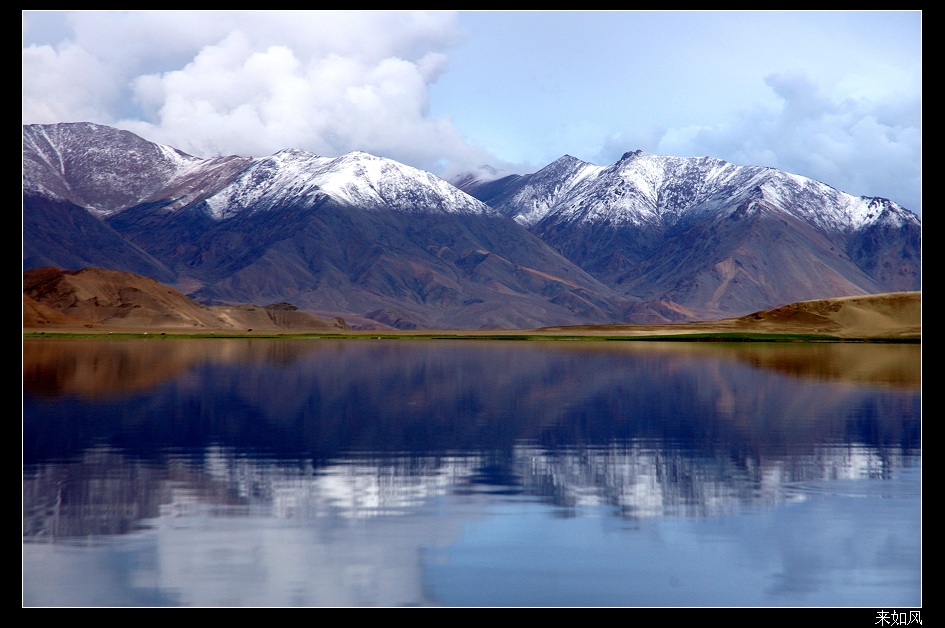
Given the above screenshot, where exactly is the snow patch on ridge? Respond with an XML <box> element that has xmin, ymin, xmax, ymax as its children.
<box><xmin>154</xmin><ymin>142</ymin><xmax>201</xmax><ymax>172</ymax></box>
<box><xmin>756</xmin><ymin>172</ymin><xmax>903</xmax><ymax>232</ymax></box>
<box><xmin>508</xmin><ymin>157</ymin><xmax>605</xmax><ymax>226</ymax></box>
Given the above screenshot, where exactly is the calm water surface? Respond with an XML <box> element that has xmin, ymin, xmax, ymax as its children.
<box><xmin>22</xmin><ymin>338</ymin><xmax>921</xmax><ymax>607</ymax></box>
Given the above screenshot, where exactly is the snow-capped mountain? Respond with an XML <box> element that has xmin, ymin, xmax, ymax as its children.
<box><xmin>458</xmin><ymin>150</ymin><xmax>920</xmax><ymax>319</ymax></box>
<box><xmin>23</xmin><ymin>123</ymin><xmax>920</xmax><ymax>328</ymax></box>
<box><xmin>23</xmin><ymin>123</ymin><xmax>626</xmax><ymax>329</ymax></box>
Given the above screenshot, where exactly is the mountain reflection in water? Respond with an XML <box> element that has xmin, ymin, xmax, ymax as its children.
<box><xmin>23</xmin><ymin>339</ymin><xmax>921</xmax><ymax>607</ymax></box>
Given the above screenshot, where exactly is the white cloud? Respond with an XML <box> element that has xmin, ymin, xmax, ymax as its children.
<box><xmin>22</xmin><ymin>11</ymin><xmax>490</xmax><ymax>175</ymax></box>
<box><xmin>22</xmin><ymin>11</ymin><xmax>920</xmax><ymax>213</ymax></box>
<box><xmin>645</xmin><ymin>72</ymin><xmax>921</xmax><ymax>213</ymax></box>
<box><xmin>22</xmin><ymin>42</ymin><xmax>119</xmax><ymax>123</ymax></box>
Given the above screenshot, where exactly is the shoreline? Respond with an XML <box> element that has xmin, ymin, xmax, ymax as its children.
<box><xmin>22</xmin><ymin>328</ymin><xmax>921</xmax><ymax>343</ymax></box>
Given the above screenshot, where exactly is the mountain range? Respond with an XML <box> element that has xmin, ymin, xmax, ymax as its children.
<box><xmin>22</xmin><ymin>122</ymin><xmax>920</xmax><ymax>329</ymax></box>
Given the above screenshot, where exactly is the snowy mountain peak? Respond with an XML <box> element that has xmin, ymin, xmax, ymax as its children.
<box><xmin>311</xmin><ymin>151</ymin><xmax>495</xmax><ymax>216</ymax></box>
<box><xmin>536</xmin><ymin>154</ymin><xmax>599</xmax><ymax>179</ymax></box>
<box><xmin>203</xmin><ymin>148</ymin><xmax>493</xmax><ymax>219</ymax></box>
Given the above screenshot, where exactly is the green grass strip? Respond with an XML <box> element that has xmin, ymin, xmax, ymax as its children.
<box><xmin>24</xmin><ymin>331</ymin><xmax>919</xmax><ymax>343</ymax></box>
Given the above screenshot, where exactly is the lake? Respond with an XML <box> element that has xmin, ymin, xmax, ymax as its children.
<box><xmin>22</xmin><ymin>338</ymin><xmax>921</xmax><ymax>607</ymax></box>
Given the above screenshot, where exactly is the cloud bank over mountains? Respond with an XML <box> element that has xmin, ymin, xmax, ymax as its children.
<box><xmin>23</xmin><ymin>11</ymin><xmax>495</xmax><ymax>176</ymax></box>
<box><xmin>22</xmin><ymin>10</ymin><xmax>921</xmax><ymax>214</ymax></box>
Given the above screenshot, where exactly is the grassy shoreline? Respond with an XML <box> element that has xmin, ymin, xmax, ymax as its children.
<box><xmin>24</xmin><ymin>292</ymin><xmax>921</xmax><ymax>343</ymax></box>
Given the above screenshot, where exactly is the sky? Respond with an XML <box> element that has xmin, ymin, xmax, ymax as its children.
<box><xmin>22</xmin><ymin>10</ymin><xmax>922</xmax><ymax>214</ymax></box>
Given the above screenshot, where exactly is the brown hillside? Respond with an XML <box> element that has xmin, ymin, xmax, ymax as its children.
<box><xmin>23</xmin><ymin>267</ymin><xmax>919</xmax><ymax>339</ymax></box>
<box><xmin>535</xmin><ymin>292</ymin><xmax>920</xmax><ymax>340</ymax></box>
<box><xmin>738</xmin><ymin>292</ymin><xmax>921</xmax><ymax>339</ymax></box>
<box><xmin>23</xmin><ymin>267</ymin><xmax>348</xmax><ymax>333</ymax></box>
